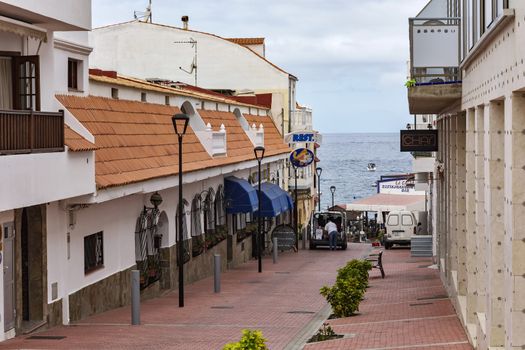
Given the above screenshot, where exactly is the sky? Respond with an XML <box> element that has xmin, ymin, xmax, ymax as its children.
<box><xmin>91</xmin><ymin>0</ymin><xmax>429</xmax><ymax>133</ymax></box>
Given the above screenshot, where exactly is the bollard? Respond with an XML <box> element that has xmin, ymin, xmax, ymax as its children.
<box><xmin>273</xmin><ymin>237</ymin><xmax>278</xmax><ymax>264</ymax></box>
<box><xmin>131</xmin><ymin>270</ymin><xmax>140</xmax><ymax>325</ymax></box>
<box><xmin>214</xmin><ymin>254</ymin><xmax>221</xmax><ymax>293</ymax></box>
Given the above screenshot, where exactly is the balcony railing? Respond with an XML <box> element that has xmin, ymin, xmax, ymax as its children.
<box><xmin>0</xmin><ymin>109</ymin><xmax>65</xmax><ymax>155</ymax></box>
<box><xmin>409</xmin><ymin>17</ymin><xmax>461</xmax><ymax>85</ymax></box>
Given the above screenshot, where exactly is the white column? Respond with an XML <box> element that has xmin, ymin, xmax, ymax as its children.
<box><xmin>456</xmin><ymin>112</ymin><xmax>467</xmax><ymax>296</ymax></box>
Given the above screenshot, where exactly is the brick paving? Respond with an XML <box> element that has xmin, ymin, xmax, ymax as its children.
<box><xmin>304</xmin><ymin>248</ymin><xmax>473</xmax><ymax>350</ymax></box>
<box><xmin>0</xmin><ymin>245</ymin><xmax>472</xmax><ymax>350</ymax></box>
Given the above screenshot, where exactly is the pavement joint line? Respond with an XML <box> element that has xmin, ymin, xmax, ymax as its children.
<box><xmin>357</xmin><ymin>340</ymin><xmax>470</xmax><ymax>350</ymax></box>
<box><xmin>72</xmin><ymin>322</ymin><xmax>297</xmax><ymax>329</ymax></box>
<box><xmin>283</xmin><ymin>303</ymin><xmax>332</xmax><ymax>350</ymax></box>
<box><xmin>361</xmin><ymin>297</ymin><xmax>449</xmax><ymax>307</ymax></box>
<box><xmin>329</xmin><ymin>314</ymin><xmax>457</xmax><ymax>327</ymax></box>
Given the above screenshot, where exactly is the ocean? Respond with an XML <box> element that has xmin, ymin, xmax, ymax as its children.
<box><xmin>316</xmin><ymin>133</ymin><xmax>412</xmax><ymax>209</ymax></box>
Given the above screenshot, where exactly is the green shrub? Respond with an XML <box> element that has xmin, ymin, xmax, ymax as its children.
<box><xmin>337</xmin><ymin>259</ymin><xmax>372</xmax><ymax>289</ymax></box>
<box><xmin>223</xmin><ymin>329</ymin><xmax>268</xmax><ymax>350</ymax></box>
<box><xmin>320</xmin><ymin>276</ymin><xmax>365</xmax><ymax>317</ymax></box>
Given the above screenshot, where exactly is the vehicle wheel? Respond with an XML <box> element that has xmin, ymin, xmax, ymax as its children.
<box><xmin>341</xmin><ymin>243</ymin><xmax>348</xmax><ymax>250</ymax></box>
<box><xmin>309</xmin><ymin>243</ymin><xmax>316</xmax><ymax>250</ymax></box>
<box><xmin>384</xmin><ymin>242</ymin><xmax>392</xmax><ymax>250</ymax></box>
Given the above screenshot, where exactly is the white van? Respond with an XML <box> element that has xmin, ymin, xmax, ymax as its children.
<box><xmin>384</xmin><ymin>210</ymin><xmax>417</xmax><ymax>249</ymax></box>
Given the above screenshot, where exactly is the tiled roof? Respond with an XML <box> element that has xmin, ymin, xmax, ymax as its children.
<box><xmin>243</xmin><ymin>114</ymin><xmax>289</xmax><ymax>157</ymax></box>
<box><xmin>56</xmin><ymin>95</ymin><xmax>289</xmax><ymax>189</ymax></box>
<box><xmin>225</xmin><ymin>37</ymin><xmax>265</xmax><ymax>45</ymax></box>
<box><xmin>64</xmin><ymin>125</ymin><xmax>98</xmax><ymax>151</ymax></box>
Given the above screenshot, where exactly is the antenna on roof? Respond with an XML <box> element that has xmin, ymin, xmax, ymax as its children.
<box><xmin>174</xmin><ymin>38</ymin><xmax>198</xmax><ymax>86</ymax></box>
<box><xmin>134</xmin><ymin>0</ymin><xmax>152</xmax><ymax>23</ymax></box>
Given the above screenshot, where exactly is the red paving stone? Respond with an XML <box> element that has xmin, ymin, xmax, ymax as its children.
<box><xmin>0</xmin><ymin>246</ymin><xmax>472</xmax><ymax>350</ymax></box>
<box><xmin>304</xmin><ymin>247</ymin><xmax>473</xmax><ymax>350</ymax></box>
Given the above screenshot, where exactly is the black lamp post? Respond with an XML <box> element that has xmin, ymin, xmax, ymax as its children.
<box><xmin>330</xmin><ymin>185</ymin><xmax>336</xmax><ymax>209</ymax></box>
<box><xmin>254</xmin><ymin>146</ymin><xmax>265</xmax><ymax>273</ymax></box>
<box><xmin>293</xmin><ymin>166</ymin><xmax>298</xmax><ymax>252</ymax></box>
<box><xmin>316</xmin><ymin>167</ymin><xmax>322</xmax><ymax>212</ymax></box>
<box><xmin>172</xmin><ymin>113</ymin><xmax>189</xmax><ymax>308</ymax></box>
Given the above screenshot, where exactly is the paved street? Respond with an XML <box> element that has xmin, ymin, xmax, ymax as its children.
<box><xmin>0</xmin><ymin>244</ymin><xmax>472</xmax><ymax>350</ymax></box>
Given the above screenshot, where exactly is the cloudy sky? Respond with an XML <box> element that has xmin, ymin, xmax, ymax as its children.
<box><xmin>92</xmin><ymin>0</ymin><xmax>429</xmax><ymax>133</ymax></box>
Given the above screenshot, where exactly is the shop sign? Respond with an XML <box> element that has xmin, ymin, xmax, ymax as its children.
<box><xmin>400</xmin><ymin>130</ymin><xmax>438</xmax><ymax>152</ymax></box>
<box><xmin>285</xmin><ymin>131</ymin><xmax>322</xmax><ymax>144</ymax></box>
<box><xmin>289</xmin><ymin>148</ymin><xmax>314</xmax><ymax>168</ymax></box>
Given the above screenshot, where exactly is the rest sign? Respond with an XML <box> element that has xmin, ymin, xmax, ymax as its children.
<box><xmin>285</xmin><ymin>131</ymin><xmax>321</xmax><ymax>144</ymax></box>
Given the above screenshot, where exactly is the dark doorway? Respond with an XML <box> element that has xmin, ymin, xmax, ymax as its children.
<box><xmin>18</xmin><ymin>206</ymin><xmax>44</xmax><ymax>330</ymax></box>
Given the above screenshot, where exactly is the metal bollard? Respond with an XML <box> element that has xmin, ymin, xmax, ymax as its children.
<box><xmin>273</xmin><ymin>237</ymin><xmax>278</xmax><ymax>264</ymax></box>
<box><xmin>131</xmin><ymin>270</ymin><xmax>140</xmax><ymax>325</ymax></box>
<box><xmin>214</xmin><ymin>254</ymin><xmax>221</xmax><ymax>293</ymax></box>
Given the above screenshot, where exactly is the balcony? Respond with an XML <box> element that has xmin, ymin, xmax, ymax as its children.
<box><xmin>0</xmin><ymin>109</ymin><xmax>65</xmax><ymax>155</ymax></box>
<box><xmin>288</xmin><ymin>169</ymin><xmax>314</xmax><ymax>190</ymax></box>
<box><xmin>291</xmin><ymin>108</ymin><xmax>312</xmax><ymax>132</ymax></box>
<box><xmin>408</xmin><ymin>17</ymin><xmax>462</xmax><ymax>114</ymax></box>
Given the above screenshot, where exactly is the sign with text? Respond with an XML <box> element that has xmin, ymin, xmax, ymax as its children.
<box><xmin>400</xmin><ymin>130</ymin><xmax>438</xmax><ymax>152</ymax></box>
<box><xmin>285</xmin><ymin>131</ymin><xmax>322</xmax><ymax>144</ymax></box>
<box><xmin>378</xmin><ymin>178</ymin><xmax>425</xmax><ymax>195</ymax></box>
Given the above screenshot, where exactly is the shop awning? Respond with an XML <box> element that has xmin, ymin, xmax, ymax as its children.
<box><xmin>254</xmin><ymin>182</ymin><xmax>293</xmax><ymax>217</ymax></box>
<box><xmin>224</xmin><ymin>176</ymin><xmax>258</xmax><ymax>214</ymax></box>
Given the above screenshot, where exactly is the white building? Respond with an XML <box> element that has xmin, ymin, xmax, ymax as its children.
<box><xmin>408</xmin><ymin>0</ymin><xmax>525</xmax><ymax>348</ymax></box>
<box><xmin>0</xmin><ymin>0</ymin><xmax>92</xmax><ymax>339</ymax></box>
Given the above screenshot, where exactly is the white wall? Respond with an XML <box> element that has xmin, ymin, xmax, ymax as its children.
<box><xmin>0</xmin><ymin>0</ymin><xmax>91</xmax><ymax>30</ymax></box>
<box><xmin>91</xmin><ymin>23</ymin><xmax>290</xmax><ymax>91</ymax></box>
<box><xmin>0</xmin><ymin>151</ymin><xmax>95</xmax><ymax>212</ymax></box>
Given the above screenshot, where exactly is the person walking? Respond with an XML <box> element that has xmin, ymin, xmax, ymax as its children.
<box><xmin>325</xmin><ymin>218</ymin><xmax>338</xmax><ymax>251</ymax></box>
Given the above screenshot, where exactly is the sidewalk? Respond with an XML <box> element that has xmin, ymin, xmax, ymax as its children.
<box><xmin>0</xmin><ymin>245</ymin><xmax>472</xmax><ymax>350</ymax></box>
<box><xmin>305</xmin><ymin>248</ymin><xmax>473</xmax><ymax>350</ymax></box>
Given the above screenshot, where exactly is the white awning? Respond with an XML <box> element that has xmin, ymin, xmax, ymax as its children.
<box><xmin>0</xmin><ymin>15</ymin><xmax>47</xmax><ymax>42</ymax></box>
<box><xmin>344</xmin><ymin>193</ymin><xmax>425</xmax><ymax>213</ymax></box>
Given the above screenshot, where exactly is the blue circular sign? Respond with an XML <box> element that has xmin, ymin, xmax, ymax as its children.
<box><xmin>290</xmin><ymin>148</ymin><xmax>314</xmax><ymax>168</ymax></box>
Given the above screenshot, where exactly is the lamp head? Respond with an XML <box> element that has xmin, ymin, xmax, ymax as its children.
<box><xmin>330</xmin><ymin>185</ymin><xmax>336</xmax><ymax>194</ymax></box>
<box><xmin>254</xmin><ymin>146</ymin><xmax>265</xmax><ymax>162</ymax></box>
<box><xmin>316</xmin><ymin>167</ymin><xmax>322</xmax><ymax>177</ymax></box>
<box><xmin>150</xmin><ymin>191</ymin><xmax>163</xmax><ymax>208</ymax></box>
<box><xmin>172</xmin><ymin>113</ymin><xmax>190</xmax><ymax>136</ymax></box>
<box><xmin>406</xmin><ymin>123</ymin><xmax>411</xmax><ymax>130</ymax></box>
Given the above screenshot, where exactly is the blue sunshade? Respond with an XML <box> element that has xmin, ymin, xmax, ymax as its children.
<box><xmin>224</xmin><ymin>176</ymin><xmax>259</xmax><ymax>214</ymax></box>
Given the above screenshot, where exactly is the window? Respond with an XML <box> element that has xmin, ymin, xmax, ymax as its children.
<box><xmin>68</xmin><ymin>59</ymin><xmax>78</xmax><ymax>90</ymax></box>
<box><xmin>84</xmin><ymin>231</ymin><xmax>103</xmax><ymax>273</ymax></box>
<box><xmin>191</xmin><ymin>195</ymin><xmax>202</xmax><ymax>236</ymax></box>
<box><xmin>141</xmin><ymin>92</ymin><xmax>147</xmax><ymax>102</ymax></box>
<box><xmin>165</xmin><ymin>95</ymin><xmax>170</xmax><ymax>105</ymax></box>
<box><xmin>176</xmin><ymin>199</ymin><xmax>189</xmax><ymax>239</ymax></box>
<box><xmin>401</xmin><ymin>215</ymin><xmax>414</xmax><ymax>226</ymax></box>
<box><xmin>204</xmin><ymin>189</ymin><xmax>215</xmax><ymax>233</ymax></box>
<box><xmin>387</xmin><ymin>214</ymin><xmax>399</xmax><ymax>226</ymax></box>
<box><xmin>215</xmin><ymin>185</ymin><xmax>226</xmax><ymax>227</ymax></box>
<box><xmin>111</xmin><ymin>88</ymin><xmax>119</xmax><ymax>99</ymax></box>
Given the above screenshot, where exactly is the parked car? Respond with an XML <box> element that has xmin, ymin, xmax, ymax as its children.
<box><xmin>384</xmin><ymin>210</ymin><xmax>418</xmax><ymax>249</ymax></box>
<box><xmin>309</xmin><ymin>211</ymin><xmax>348</xmax><ymax>250</ymax></box>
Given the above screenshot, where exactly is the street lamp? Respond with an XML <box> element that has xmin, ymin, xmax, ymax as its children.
<box><xmin>316</xmin><ymin>167</ymin><xmax>322</xmax><ymax>212</ymax></box>
<box><xmin>254</xmin><ymin>146</ymin><xmax>265</xmax><ymax>273</ymax></box>
<box><xmin>330</xmin><ymin>185</ymin><xmax>336</xmax><ymax>209</ymax></box>
<box><xmin>172</xmin><ymin>113</ymin><xmax>189</xmax><ymax>308</ymax></box>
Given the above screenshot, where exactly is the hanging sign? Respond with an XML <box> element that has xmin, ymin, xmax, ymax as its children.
<box><xmin>289</xmin><ymin>148</ymin><xmax>314</xmax><ymax>168</ymax></box>
<box><xmin>400</xmin><ymin>130</ymin><xmax>438</xmax><ymax>152</ymax></box>
<box><xmin>285</xmin><ymin>131</ymin><xmax>322</xmax><ymax>144</ymax></box>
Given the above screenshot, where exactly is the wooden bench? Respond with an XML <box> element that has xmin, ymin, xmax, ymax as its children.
<box><xmin>366</xmin><ymin>250</ymin><xmax>385</xmax><ymax>278</ymax></box>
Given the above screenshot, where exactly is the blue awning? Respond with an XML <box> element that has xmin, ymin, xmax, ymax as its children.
<box><xmin>224</xmin><ymin>176</ymin><xmax>258</xmax><ymax>214</ymax></box>
<box><xmin>254</xmin><ymin>183</ymin><xmax>294</xmax><ymax>217</ymax></box>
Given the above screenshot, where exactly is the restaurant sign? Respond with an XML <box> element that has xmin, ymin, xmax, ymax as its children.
<box><xmin>289</xmin><ymin>148</ymin><xmax>314</xmax><ymax>168</ymax></box>
<box><xmin>400</xmin><ymin>130</ymin><xmax>438</xmax><ymax>152</ymax></box>
<box><xmin>284</xmin><ymin>131</ymin><xmax>322</xmax><ymax>144</ymax></box>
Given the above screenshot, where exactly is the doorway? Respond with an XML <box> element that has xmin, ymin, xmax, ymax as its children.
<box><xmin>16</xmin><ymin>206</ymin><xmax>45</xmax><ymax>333</ymax></box>
<box><xmin>3</xmin><ymin>222</ymin><xmax>15</xmax><ymax>331</ymax></box>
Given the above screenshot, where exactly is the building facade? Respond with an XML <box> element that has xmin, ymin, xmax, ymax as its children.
<box><xmin>408</xmin><ymin>0</ymin><xmax>525</xmax><ymax>348</ymax></box>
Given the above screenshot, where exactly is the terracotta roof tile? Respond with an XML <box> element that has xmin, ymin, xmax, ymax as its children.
<box><xmin>64</xmin><ymin>125</ymin><xmax>98</xmax><ymax>152</ymax></box>
<box><xmin>56</xmin><ymin>95</ymin><xmax>289</xmax><ymax>189</ymax></box>
<box><xmin>225</xmin><ymin>37</ymin><xmax>265</xmax><ymax>45</ymax></box>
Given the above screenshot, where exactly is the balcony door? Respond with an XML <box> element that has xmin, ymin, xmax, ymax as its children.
<box><xmin>13</xmin><ymin>56</ymin><xmax>40</xmax><ymax>111</ymax></box>
<box><xmin>0</xmin><ymin>56</ymin><xmax>12</xmax><ymax>109</ymax></box>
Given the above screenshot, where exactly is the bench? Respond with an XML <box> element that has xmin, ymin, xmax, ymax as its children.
<box><xmin>366</xmin><ymin>250</ymin><xmax>385</xmax><ymax>278</ymax></box>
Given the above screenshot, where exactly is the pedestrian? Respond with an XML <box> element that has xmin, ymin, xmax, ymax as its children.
<box><xmin>324</xmin><ymin>218</ymin><xmax>338</xmax><ymax>251</ymax></box>
<box><xmin>417</xmin><ymin>222</ymin><xmax>423</xmax><ymax>235</ymax></box>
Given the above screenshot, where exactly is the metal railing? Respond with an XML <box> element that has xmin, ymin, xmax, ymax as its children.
<box><xmin>0</xmin><ymin>109</ymin><xmax>64</xmax><ymax>155</ymax></box>
<box><xmin>409</xmin><ymin>17</ymin><xmax>461</xmax><ymax>85</ymax></box>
